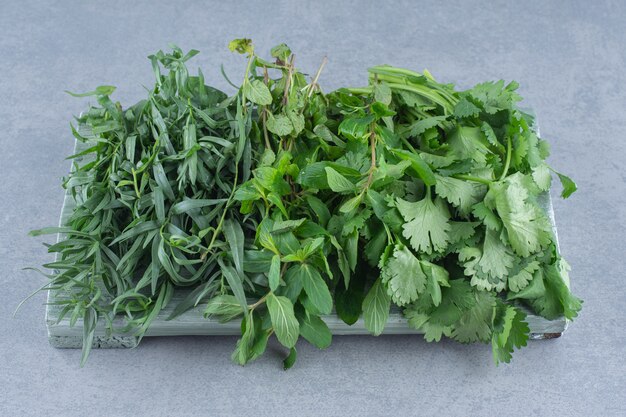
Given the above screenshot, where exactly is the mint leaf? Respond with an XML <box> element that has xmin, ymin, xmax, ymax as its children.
<box><xmin>267</xmin><ymin>112</ymin><xmax>294</xmax><ymax>136</ymax></box>
<box><xmin>362</xmin><ymin>278</ymin><xmax>391</xmax><ymax>336</ymax></box>
<box><xmin>298</xmin><ymin>263</ymin><xmax>333</xmax><ymax>315</ymax></box>
<box><xmin>243</xmin><ymin>79</ymin><xmax>272</xmax><ymax>105</ymax></box>
<box><xmin>266</xmin><ymin>293</ymin><xmax>300</xmax><ymax>348</ymax></box>
<box><xmin>492</xmin><ymin>304</ymin><xmax>529</xmax><ymax>364</ymax></box>
<box><xmin>298</xmin><ymin>314</ymin><xmax>332</xmax><ymax>349</ymax></box>
<box><xmin>325</xmin><ymin>167</ymin><xmax>357</xmax><ymax>193</ymax></box>
<box><xmin>268</xmin><ymin>254</ymin><xmax>281</xmax><ymax>292</ymax></box>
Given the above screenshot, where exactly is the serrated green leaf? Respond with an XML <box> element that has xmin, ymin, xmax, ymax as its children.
<box><xmin>380</xmin><ymin>244</ymin><xmax>427</xmax><ymax>306</ymax></box>
<box><xmin>242</xmin><ymin>79</ymin><xmax>272</xmax><ymax>105</ymax></box>
<box><xmin>325</xmin><ymin>167</ymin><xmax>357</xmax><ymax>193</ymax></box>
<box><xmin>267</xmin><ymin>112</ymin><xmax>293</xmax><ymax>136</ymax></box>
<box><xmin>298</xmin><ymin>314</ymin><xmax>332</xmax><ymax>349</ymax></box>
<box><xmin>298</xmin><ymin>264</ymin><xmax>332</xmax><ymax>315</ymax></box>
<box><xmin>266</xmin><ymin>293</ymin><xmax>299</xmax><ymax>348</ymax></box>
<box><xmin>396</xmin><ymin>196</ymin><xmax>450</xmax><ymax>254</ymax></box>
<box><xmin>362</xmin><ymin>278</ymin><xmax>390</xmax><ymax>336</ymax></box>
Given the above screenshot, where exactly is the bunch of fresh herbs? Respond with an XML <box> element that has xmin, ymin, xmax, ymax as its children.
<box><xmin>29</xmin><ymin>40</ymin><xmax>581</xmax><ymax>368</ymax></box>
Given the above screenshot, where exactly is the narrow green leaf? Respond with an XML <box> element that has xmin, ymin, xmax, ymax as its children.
<box><xmin>80</xmin><ymin>307</ymin><xmax>97</xmax><ymax>367</ymax></box>
<box><xmin>268</xmin><ymin>254</ymin><xmax>281</xmax><ymax>291</ymax></box>
<box><xmin>171</xmin><ymin>198</ymin><xmax>226</xmax><ymax>214</ymax></box>
<box><xmin>283</xmin><ymin>347</ymin><xmax>297</xmax><ymax>370</ymax></box>
<box><xmin>298</xmin><ymin>264</ymin><xmax>333</xmax><ymax>315</ymax></box>
<box><xmin>223</xmin><ymin>219</ymin><xmax>245</xmax><ymax>275</ymax></box>
<box><xmin>220</xmin><ymin>262</ymin><xmax>248</xmax><ymax>315</ymax></box>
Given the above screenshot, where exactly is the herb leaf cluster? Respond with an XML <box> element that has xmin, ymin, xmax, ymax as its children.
<box><xmin>32</xmin><ymin>40</ymin><xmax>581</xmax><ymax>367</ymax></box>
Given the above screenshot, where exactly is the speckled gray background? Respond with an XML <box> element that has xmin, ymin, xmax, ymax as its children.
<box><xmin>1</xmin><ymin>1</ymin><xmax>625</xmax><ymax>416</ymax></box>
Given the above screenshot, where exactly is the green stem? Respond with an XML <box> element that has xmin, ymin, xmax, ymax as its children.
<box><xmin>368</xmin><ymin>67</ymin><xmax>458</xmax><ymax>104</ymax></box>
<box><xmin>386</xmin><ymin>82</ymin><xmax>454</xmax><ymax>113</ymax></box>
<box><xmin>453</xmin><ymin>174</ymin><xmax>492</xmax><ymax>185</ymax></box>
<box><xmin>201</xmin><ymin>163</ymin><xmax>240</xmax><ymax>260</ymax></box>
<box><xmin>364</xmin><ymin>120</ymin><xmax>378</xmax><ymax>189</ymax></box>
<box><xmin>399</xmin><ymin>136</ymin><xmax>418</xmax><ymax>154</ymax></box>
<box><xmin>369</xmin><ymin>65</ymin><xmax>423</xmax><ymax>79</ymax></box>
<box><xmin>344</xmin><ymin>87</ymin><xmax>372</xmax><ymax>95</ymax></box>
<box><xmin>241</xmin><ymin>53</ymin><xmax>255</xmax><ymax>108</ymax></box>
<box><xmin>248</xmin><ymin>294</ymin><xmax>267</xmax><ymax>310</ymax></box>
<box><xmin>131</xmin><ymin>168</ymin><xmax>141</xmax><ymax>198</ymax></box>
<box><xmin>307</xmin><ymin>56</ymin><xmax>328</xmax><ymax>98</ymax></box>
<box><xmin>499</xmin><ymin>136</ymin><xmax>512</xmax><ymax>181</ymax></box>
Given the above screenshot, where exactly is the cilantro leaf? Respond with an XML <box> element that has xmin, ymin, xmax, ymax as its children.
<box><xmin>448</xmin><ymin>126</ymin><xmax>491</xmax><ymax>165</ymax></box>
<box><xmin>434</xmin><ymin>174</ymin><xmax>486</xmax><ymax>215</ymax></box>
<box><xmin>532</xmin><ymin>163</ymin><xmax>552</xmax><ymax>191</ymax></box>
<box><xmin>468</xmin><ymin>80</ymin><xmax>520</xmax><ymax>114</ymax></box>
<box><xmin>552</xmin><ymin>168</ymin><xmax>578</xmax><ymax>198</ymax></box>
<box><xmin>488</xmin><ymin>174</ymin><xmax>553</xmax><ymax>257</ymax></box>
<box><xmin>380</xmin><ymin>244</ymin><xmax>427</xmax><ymax>306</ymax></box>
<box><xmin>459</xmin><ymin>229</ymin><xmax>514</xmax><ymax>292</ymax></box>
<box><xmin>528</xmin><ymin>259</ymin><xmax>582</xmax><ymax>320</ymax></box>
<box><xmin>396</xmin><ymin>196</ymin><xmax>451</xmax><ymax>254</ymax></box>
<box><xmin>491</xmin><ymin>303</ymin><xmax>529</xmax><ymax>364</ymax></box>
<box><xmin>453</xmin><ymin>97</ymin><xmax>480</xmax><ymax>118</ymax></box>
<box><xmin>451</xmin><ymin>290</ymin><xmax>496</xmax><ymax>343</ymax></box>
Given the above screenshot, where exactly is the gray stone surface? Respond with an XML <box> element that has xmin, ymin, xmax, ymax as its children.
<box><xmin>1</xmin><ymin>0</ymin><xmax>624</xmax><ymax>416</ymax></box>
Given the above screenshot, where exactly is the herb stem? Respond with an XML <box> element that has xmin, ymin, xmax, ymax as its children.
<box><xmin>201</xmin><ymin>163</ymin><xmax>240</xmax><ymax>260</ymax></box>
<box><xmin>499</xmin><ymin>136</ymin><xmax>512</xmax><ymax>181</ymax></box>
<box><xmin>399</xmin><ymin>136</ymin><xmax>419</xmax><ymax>154</ymax></box>
<box><xmin>241</xmin><ymin>53</ymin><xmax>255</xmax><ymax>108</ymax></box>
<box><xmin>453</xmin><ymin>174</ymin><xmax>492</xmax><ymax>185</ymax></box>
<box><xmin>262</xmin><ymin>66</ymin><xmax>271</xmax><ymax>151</ymax></box>
<box><xmin>131</xmin><ymin>168</ymin><xmax>141</xmax><ymax>198</ymax></box>
<box><xmin>365</xmin><ymin>125</ymin><xmax>377</xmax><ymax>188</ymax></box>
<box><xmin>308</xmin><ymin>56</ymin><xmax>328</xmax><ymax>98</ymax></box>
<box><xmin>249</xmin><ymin>294</ymin><xmax>267</xmax><ymax>310</ymax></box>
<box><xmin>344</xmin><ymin>87</ymin><xmax>372</xmax><ymax>95</ymax></box>
<box><xmin>283</xmin><ymin>54</ymin><xmax>295</xmax><ymax>106</ymax></box>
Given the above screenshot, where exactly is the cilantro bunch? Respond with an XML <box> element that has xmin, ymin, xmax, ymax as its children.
<box><xmin>31</xmin><ymin>40</ymin><xmax>581</xmax><ymax>368</ymax></box>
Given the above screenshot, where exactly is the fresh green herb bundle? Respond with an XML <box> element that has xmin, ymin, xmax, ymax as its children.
<box><xmin>31</xmin><ymin>40</ymin><xmax>581</xmax><ymax>367</ymax></box>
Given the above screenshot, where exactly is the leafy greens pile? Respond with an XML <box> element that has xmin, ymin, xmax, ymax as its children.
<box><xmin>31</xmin><ymin>40</ymin><xmax>581</xmax><ymax>367</ymax></box>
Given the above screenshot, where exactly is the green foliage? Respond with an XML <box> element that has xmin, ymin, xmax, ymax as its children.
<box><xmin>30</xmin><ymin>40</ymin><xmax>580</xmax><ymax>368</ymax></box>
